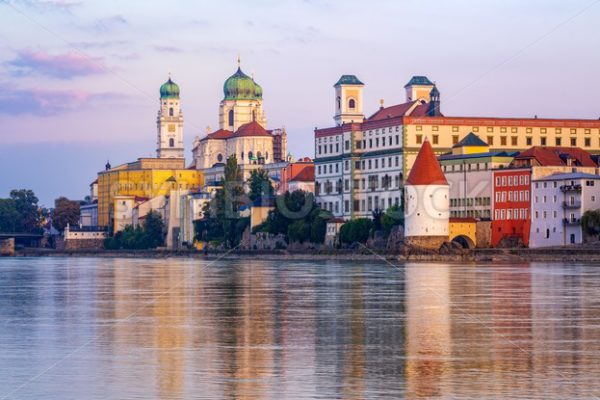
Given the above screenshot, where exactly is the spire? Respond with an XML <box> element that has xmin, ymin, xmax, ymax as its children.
<box><xmin>237</xmin><ymin>54</ymin><xmax>241</xmax><ymax>68</ymax></box>
<box><xmin>406</xmin><ymin>138</ymin><xmax>447</xmax><ymax>185</ymax></box>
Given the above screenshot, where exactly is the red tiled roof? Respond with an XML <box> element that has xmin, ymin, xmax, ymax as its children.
<box><xmin>200</xmin><ymin>129</ymin><xmax>233</xmax><ymax>141</ymax></box>
<box><xmin>513</xmin><ymin>146</ymin><xmax>597</xmax><ymax>167</ymax></box>
<box><xmin>406</xmin><ymin>139</ymin><xmax>448</xmax><ymax>185</ymax></box>
<box><xmin>233</xmin><ymin>121</ymin><xmax>271</xmax><ymax>137</ymax></box>
<box><xmin>291</xmin><ymin>165</ymin><xmax>315</xmax><ymax>182</ymax></box>
<box><xmin>368</xmin><ymin>101</ymin><xmax>417</xmax><ymax>121</ymax></box>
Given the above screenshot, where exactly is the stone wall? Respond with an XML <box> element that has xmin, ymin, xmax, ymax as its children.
<box><xmin>475</xmin><ymin>221</ymin><xmax>492</xmax><ymax>248</ymax></box>
<box><xmin>0</xmin><ymin>238</ymin><xmax>15</xmax><ymax>256</ymax></box>
<box><xmin>64</xmin><ymin>238</ymin><xmax>105</xmax><ymax>251</ymax></box>
<box><xmin>403</xmin><ymin>235</ymin><xmax>448</xmax><ymax>251</ymax></box>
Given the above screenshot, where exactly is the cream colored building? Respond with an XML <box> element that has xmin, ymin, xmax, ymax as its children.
<box><xmin>314</xmin><ymin>74</ymin><xmax>600</xmax><ymax>220</ymax></box>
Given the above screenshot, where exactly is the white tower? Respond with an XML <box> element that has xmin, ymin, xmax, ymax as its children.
<box><xmin>333</xmin><ymin>75</ymin><xmax>364</xmax><ymax>126</ymax></box>
<box><xmin>404</xmin><ymin>138</ymin><xmax>449</xmax><ymax>249</ymax></box>
<box><xmin>157</xmin><ymin>75</ymin><xmax>184</xmax><ymax>159</ymax></box>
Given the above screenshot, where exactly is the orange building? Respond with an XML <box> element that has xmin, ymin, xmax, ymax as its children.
<box><xmin>279</xmin><ymin>157</ymin><xmax>314</xmax><ymax>194</ymax></box>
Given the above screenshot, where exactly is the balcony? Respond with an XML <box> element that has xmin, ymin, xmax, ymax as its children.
<box><xmin>562</xmin><ymin>218</ymin><xmax>581</xmax><ymax>226</ymax></box>
<box><xmin>560</xmin><ymin>184</ymin><xmax>582</xmax><ymax>193</ymax></box>
<box><xmin>562</xmin><ymin>201</ymin><xmax>582</xmax><ymax>209</ymax></box>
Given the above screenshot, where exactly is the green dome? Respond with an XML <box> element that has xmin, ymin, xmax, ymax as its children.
<box><xmin>160</xmin><ymin>77</ymin><xmax>180</xmax><ymax>99</ymax></box>
<box><xmin>223</xmin><ymin>67</ymin><xmax>262</xmax><ymax>101</ymax></box>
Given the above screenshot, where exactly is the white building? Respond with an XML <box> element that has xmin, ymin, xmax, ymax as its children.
<box><xmin>404</xmin><ymin>139</ymin><xmax>449</xmax><ymax>250</ymax></box>
<box><xmin>314</xmin><ymin>75</ymin><xmax>441</xmax><ymax>219</ymax></box>
<box><xmin>529</xmin><ymin>172</ymin><xmax>600</xmax><ymax>247</ymax></box>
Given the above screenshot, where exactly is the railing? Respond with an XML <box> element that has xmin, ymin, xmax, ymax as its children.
<box><xmin>562</xmin><ymin>218</ymin><xmax>581</xmax><ymax>226</ymax></box>
<box><xmin>560</xmin><ymin>184</ymin><xmax>582</xmax><ymax>193</ymax></box>
<box><xmin>562</xmin><ymin>201</ymin><xmax>582</xmax><ymax>209</ymax></box>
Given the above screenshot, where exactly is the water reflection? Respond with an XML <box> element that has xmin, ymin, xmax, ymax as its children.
<box><xmin>0</xmin><ymin>258</ymin><xmax>599</xmax><ymax>399</ymax></box>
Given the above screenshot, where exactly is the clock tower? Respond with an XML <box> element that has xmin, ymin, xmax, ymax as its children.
<box><xmin>157</xmin><ymin>75</ymin><xmax>184</xmax><ymax>159</ymax></box>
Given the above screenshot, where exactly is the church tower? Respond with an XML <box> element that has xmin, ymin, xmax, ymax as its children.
<box><xmin>333</xmin><ymin>75</ymin><xmax>364</xmax><ymax>126</ymax></box>
<box><xmin>157</xmin><ymin>75</ymin><xmax>184</xmax><ymax>159</ymax></box>
<box><xmin>219</xmin><ymin>58</ymin><xmax>266</xmax><ymax>132</ymax></box>
<box><xmin>404</xmin><ymin>138</ymin><xmax>449</xmax><ymax>250</ymax></box>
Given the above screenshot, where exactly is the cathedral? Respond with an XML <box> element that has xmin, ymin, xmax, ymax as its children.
<box><xmin>191</xmin><ymin>60</ymin><xmax>287</xmax><ymax>171</ymax></box>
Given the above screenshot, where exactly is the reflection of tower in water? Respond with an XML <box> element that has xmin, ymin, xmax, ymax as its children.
<box><xmin>405</xmin><ymin>264</ymin><xmax>451</xmax><ymax>399</ymax></box>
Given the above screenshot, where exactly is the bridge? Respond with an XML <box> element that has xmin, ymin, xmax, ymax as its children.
<box><xmin>0</xmin><ymin>233</ymin><xmax>43</xmax><ymax>247</ymax></box>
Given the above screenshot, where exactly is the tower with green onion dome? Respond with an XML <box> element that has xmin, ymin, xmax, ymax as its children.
<box><xmin>219</xmin><ymin>56</ymin><xmax>267</xmax><ymax>132</ymax></box>
<box><xmin>156</xmin><ymin>74</ymin><xmax>184</xmax><ymax>159</ymax></box>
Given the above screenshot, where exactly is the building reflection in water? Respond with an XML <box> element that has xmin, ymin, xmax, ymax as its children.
<box><xmin>84</xmin><ymin>259</ymin><xmax>600</xmax><ymax>399</ymax></box>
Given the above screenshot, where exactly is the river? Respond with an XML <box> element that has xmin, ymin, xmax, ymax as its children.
<box><xmin>0</xmin><ymin>257</ymin><xmax>599</xmax><ymax>399</ymax></box>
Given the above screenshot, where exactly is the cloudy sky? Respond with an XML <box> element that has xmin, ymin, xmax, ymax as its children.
<box><xmin>0</xmin><ymin>0</ymin><xmax>599</xmax><ymax>206</ymax></box>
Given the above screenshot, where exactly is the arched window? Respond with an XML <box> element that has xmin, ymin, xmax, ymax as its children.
<box><xmin>169</xmin><ymin>138</ymin><xmax>175</xmax><ymax>147</ymax></box>
<box><xmin>252</xmin><ymin>110</ymin><xmax>257</xmax><ymax>121</ymax></box>
<box><xmin>337</xmin><ymin>96</ymin><xmax>341</xmax><ymax>109</ymax></box>
<box><xmin>169</xmin><ymin>107</ymin><xmax>174</xmax><ymax>117</ymax></box>
<box><xmin>248</xmin><ymin>151</ymin><xmax>253</xmax><ymax>160</ymax></box>
<box><xmin>348</xmin><ymin>98</ymin><xmax>356</xmax><ymax>109</ymax></box>
<box><xmin>217</xmin><ymin>153</ymin><xmax>223</xmax><ymax>162</ymax></box>
<box><xmin>228</xmin><ymin>109</ymin><xmax>234</xmax><ymax>126</ymax></box>
<box><xmin>241</xmin><ymin>152</ymin><xmax>244</xmax><ymax>160</ymax></box>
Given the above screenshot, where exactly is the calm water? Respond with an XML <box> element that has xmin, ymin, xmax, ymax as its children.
<box><xmin>0</xmin><ymin>258</ymin><xmax>600</xmax><ymax>399</ymax></box>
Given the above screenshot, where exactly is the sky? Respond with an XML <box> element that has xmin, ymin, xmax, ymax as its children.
<box><xmin>0</xmin><ymin>0</ymin><xmax>599</xmax><ymax>206</ymax></box>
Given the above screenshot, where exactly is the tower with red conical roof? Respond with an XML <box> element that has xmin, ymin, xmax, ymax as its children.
<box><xmin>404</xmin><ymin>138</ymin><xmax>449</xmax><ymax>250</ymax></box>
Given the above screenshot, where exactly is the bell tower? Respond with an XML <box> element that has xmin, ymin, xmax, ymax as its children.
<box><xmin>333</xmin><ymin>75</ymin><xmax>364</xmax><ymax>126</ymax></box>
<box><xmin>157</xmin><ymin>74</ymin><xmax>184</xmax><ymax>159</ymax></box>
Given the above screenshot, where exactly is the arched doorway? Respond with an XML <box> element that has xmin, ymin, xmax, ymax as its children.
<box><xmin>451</xmin><ymin>235</ymin><xmax>475</xmax><ymax>249</ymax></box>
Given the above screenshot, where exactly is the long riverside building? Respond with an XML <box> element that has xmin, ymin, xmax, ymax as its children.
<box><xmin>314</xmin><ymin>75</ymin><xmax>600</xmax><ymax>219</ymax></box>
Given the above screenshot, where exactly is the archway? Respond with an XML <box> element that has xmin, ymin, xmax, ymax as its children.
<box><xmin>451</xmin><ymin>235</ymin><xmax>475</xmax><ymax>249</ymax></box>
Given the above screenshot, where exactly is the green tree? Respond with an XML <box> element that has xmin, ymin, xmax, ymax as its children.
<box><xmin>0</xmin><ymin>198</ymin><xmax>19</xmax><ymax>232</ymax></box>
<box><xmin>52</xmin><ymin>197</ymin><xmax>81</xmax><ymax>232</ymax></box>
<box><xmin>581</xmin><ymin>209</ymin><xmax>600</xmax><ymax>237</ymax></box>
<box><xmin>142</xmin><ymin>211</ymin><xmax>165</xmax><ymax>248</ymax></box>
<box><xmin>381</xmin><ymin>204</ymin><xmax>404</xmax><ymax>236</ymax></box>
<box><xmin>10</xmin><ymin>189</ymin><xmax>42</xmax><ymax>233</ymax></box>
<box><xmin>340</xmin><ymin>218</ymin><xmax>373</xmax><ymax>244</ymax></box>
<box><xmin>288</xmin><ymin>219</ymin><xmax>310</xmax><ymax>243</ymax></box>
<box><xmin>248</xmin><ymin>169</ymin><xmax>273</xmax><ymax>202</ymax></box>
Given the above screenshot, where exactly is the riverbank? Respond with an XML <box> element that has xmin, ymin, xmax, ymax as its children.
<box><xmin>12</xmin><ymin>245</ymin><xmax>600</xmax><ymax>263</ymax></box>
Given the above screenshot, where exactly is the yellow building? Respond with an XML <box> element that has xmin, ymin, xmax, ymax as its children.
<box><xmin>97</xmin><ymin>158</ymin><xmax>203</xmax><ymax>230</ymax></box>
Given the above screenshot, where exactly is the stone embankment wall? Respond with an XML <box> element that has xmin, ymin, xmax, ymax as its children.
<box><xmin>0</xmin><ymin>238</ymin><xmax>15</xmax><ymax>256</ymax></box>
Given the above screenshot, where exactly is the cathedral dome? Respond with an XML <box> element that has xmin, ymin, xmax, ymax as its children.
<box><xmin>223</xmin><ymin>67</ymin><xmax>262</xmax><ymax>101</ymax></box>
<box><xmin>160</xmin><ymin>77</ymin><xmax>180</xmax><ymax>99</ymax></box>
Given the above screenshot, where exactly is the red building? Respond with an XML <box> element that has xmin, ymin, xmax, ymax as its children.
<box><xmin>491</xmin><ymin>168</ymin><xmax>531</xmax><ymax>247</ymax></box>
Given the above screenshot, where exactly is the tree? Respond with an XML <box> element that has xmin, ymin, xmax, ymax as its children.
<box><xmin>339</xmin><ymin>218</ymin><xmax>373</xmax><ymax>244</ymax></box>
<box><xmin>52</xmin><ymin>197</ymin><xmax>80</xmax><ymax>232</ymax></box>
<box><xmin>10</xmin><ymin>189</ymin><xmax>42</xmax><ymax>233</ymax></box>
<box><xmin>142</xmin><ymin>211</ymin><xmax>165</xmax><ymax>248</ymax></box>
<box><xmin>0</xmin><ymin>198</ymin><xmax>19</xmax><ymax>232</ymax></box>
<box><xmin>581</xmin><ymin>209</ymin><xmax>600</xmax><ymax>238</ymax></box>
<box><xmin>248</xmin><ymin>169</ymin><xmax>273</xmax><ymax>202</ymax></box>
<box><xmin>381</xmin><ymin>204</ymin><xmax>404</xmax><ymax>236</ymax></box>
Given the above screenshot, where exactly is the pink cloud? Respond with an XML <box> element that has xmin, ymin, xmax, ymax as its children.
<box><xmin>8</xmin><ymin>50</ymin><xmax>107</xmax><ymax>79</ymax></box>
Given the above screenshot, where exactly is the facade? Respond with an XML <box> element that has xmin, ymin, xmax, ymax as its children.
<box><xmin>192</xmin><ymin>62</ymin><xmax>287</xmax><ymax>172</ymax></box>
<box><xmin>529</xmin><ymin>173</ymin><xmax>600</xmax><ymax>248</ymax></box>
<box><xmin>157</xmin><ymin>76</ymin><xmax>184</xmax><ymax>158</ymax></box>
<box><xmin>491</xmin><ymin>168</ymin><xmax>532</xmax><ymax>247</ymax></box>
<box><xmin>403</xmin><ymin>139</ymin><xmax>449</xmax><ymax>250</ymax></box>
<box><xmin>63</xmin><ymin>224</ymin><xmax>107</xmax><ymax>250</ymax></box>
<box><xmin>324</xmin><ymin>218</ymin><xmax>345</xmax><ymax>248</ymax></box>
<box><xmin>314</xmin><ymin>74</ymin><xmax>600</xmax><ymax>220</ymax></box>
<box><xmin>79</xmin><ymin>203</ymin><xmax>98</xmax><ymax>227</ymax></box>
<box><xmin>280</xmin><ymin>158</ymin><xmax>315</xmax><ymax>194</ymax></box>
<box><xmin>439</xmin><ymin>132</ymin><xmax>516</xmax><ymax>219</ymax></box>
<box><xmin>97</xmin><ymin>158</ymin><xmax>203</xmax><ymax>231</ymax></box>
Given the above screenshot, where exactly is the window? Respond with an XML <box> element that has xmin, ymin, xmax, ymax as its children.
<box><xmin>169</xmin><ymin>107</ymin><xmax>174</xmax><ymax>117</ymax></box>
<box><xmin>487</xmin><ymin>136</ymin><xmax>494</xmax><ymax>145</ymax></box>
<box><xmin>433</xmin><ymin>126</ymin><xmax>439</xmax><ymax>131</ymax></box>
<box><xmin>526</xmin><ymin>128</ymin><xmax>533</xmax><ymax>133</ymax></box>
<box><xmin>433</xmin><ymin>135</ymin><xmax>439</xmax><ymax>144</ymax></box>
<box><xmin>526</xmin><ymin>137</ymin><xmax>532</xmax><ymax>146</ymax></box>
<box><xmin>452</xmin><ymin>135</ymin><xmax>459</xmax><ymax>145</ymax></box>
<box><xmin>416</xmin><ymin>125</ymin><xmax>423</xmax><ymax>131</ymax></box>
<box><xmin>452</xmin><ymin>126</ymin><xmax>459</xmax><ymax>132</ymax></box>
<box><xmin>585</xmin><ymin>137</ymin><xmax>591</xmax><ymax>147</ymax></box>
<box><xmin>416</xmin><ymin>135</ymin><xmax>423</xmax><ymax>144</ymax></box>
<box><xmin>169</xmin><ymin>138</ymin><xmax>175</xmax><ymax>147</ymax></box>
<box><xmin>348</xmin><ymin>98</ymin><xmax>356</xmax><ymax>109</ymax></box>
<box><xmin>345</xmin><ymin>140</ymin><xmax>350</xmax><ymax>150</ymax></box>
<box><xmin>500</xmin><ymin>136</ymin><xmax>507</xmax><ymax>146</ymax></box>
<box><xmin>541</xmin><ymin>137</ymin><xmax>547</xmax><ymax>146</ymax></box>
<box><xmin>473</xmin><ymin>127</ymin><xmax>479</xmax><ymax>132</ymax></box>
<box><xmin>556</xmin><ymin>137</ymin><xmax>562</xmax><ymax>146</ymax></box>
<box><xmin>228</xmin><ymin>109</ymin><xmax>234</xmax><ymax>126</ymax></box>
<box><xmin>511</xmin><ymin>136</ymin><xmax>518</xmax><ymax>146</ymax></box>
<box><xmin>487</xmin><ymin>127</ymin><xmax>494</xmax><ymax>133</ymax></box>
<box><xmin>217</xmin><ymin>153</ymin><xmax>223</xmax><ymax>162</ymax></box>
<box><xmin>571</xmin><ymin>138</ymin><xmax>577</xmax><ymax>146</ymax></box>
<box><xmin>501</xmin><ymin>127</ymin><xmax>507</xmax><ymax>133</ymax></box>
